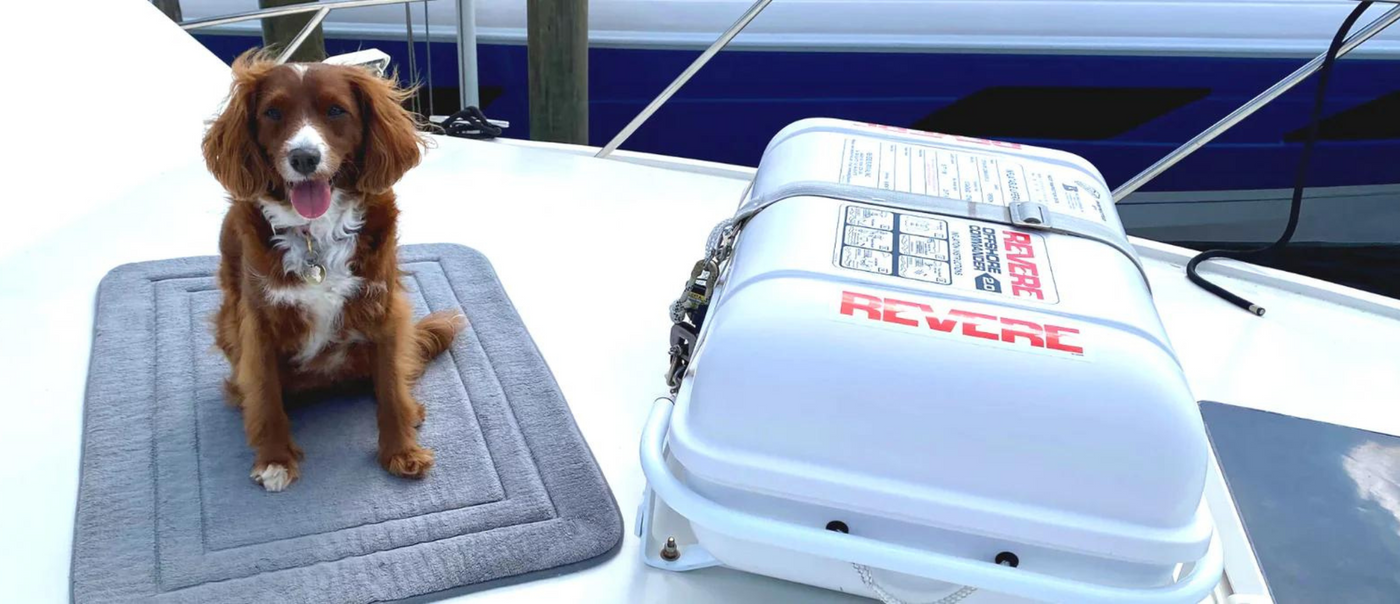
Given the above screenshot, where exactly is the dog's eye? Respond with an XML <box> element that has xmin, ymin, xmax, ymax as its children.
<box><xmin>327</xmin><ymin>105</ymin><xmax>347</xmax><ymax>118</ymax></box>
<box><xmin>263</xmin><ymin>108</ymin><xmax>282</xmax><ymax>121</ymax></box>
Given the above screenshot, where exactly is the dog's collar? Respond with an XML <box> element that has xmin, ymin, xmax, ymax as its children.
<box><xmin>266</xmin><ymin>216</ymin><xmax>361</xmax><ymax>240</ymax></box>
<box><xmin>272</xmin><ymin>224</ymin><xmax>313</xmax><ymax>238</ymax></box>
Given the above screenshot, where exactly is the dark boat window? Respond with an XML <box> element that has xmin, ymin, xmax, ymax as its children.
<box><xmin>428</xmin><ymin>85</ymin><xmax>505</xmax><ymax>115</ymax></box>
<box><xmin>1284</xmin><ymin>91</ymin><xmax>1400</xmax><ymax>141</ymax></box>
<box><xmin>913</xmin><ymin>86</ymin><xmax>1209</xmax><ymax>141</ymax></box>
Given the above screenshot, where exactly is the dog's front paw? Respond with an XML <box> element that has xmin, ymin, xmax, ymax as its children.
<box><xmin>251</xmin><ymin>459</ymin><xmax>300</xmax><ymax>492</ymax></box>
<box><xmin>380</xmin><ymin>445</ymin><xmax>434</xmax><ymax>479</ymax></box>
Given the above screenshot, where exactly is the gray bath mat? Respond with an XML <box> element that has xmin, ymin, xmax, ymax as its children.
<box><xmin>72</xmin><ymin>244</ymin><xmax>621</xmax><ymax>603</ymax></box>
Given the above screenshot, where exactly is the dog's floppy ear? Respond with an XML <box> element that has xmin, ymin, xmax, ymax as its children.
<box><xmin>348</xmin><ymin>68</ymin><xmax>425</xmax><ymax>194</ymax></box>
<box><xmin>202</xmin><ymin>50</ymin><xmax>277</xmax><ymax>200</ymax></box>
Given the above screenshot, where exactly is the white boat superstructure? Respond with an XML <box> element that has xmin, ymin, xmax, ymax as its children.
<box><xmin>2</xmin><ymin>2</ymin><xmax>1399</xmax><ymax>603</ymax></box>
<box><xmin>179</xmin><ymin>0</ymin><xmax>1400</xmax><ymax>56</ymax></box>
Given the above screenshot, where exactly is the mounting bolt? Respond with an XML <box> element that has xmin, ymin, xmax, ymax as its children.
<box><xmin>660</xmin><ymin>536</ymin><xmax>680</xmax><ymax>561</ymax></box>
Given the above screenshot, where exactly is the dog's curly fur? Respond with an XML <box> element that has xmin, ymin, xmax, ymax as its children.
<box><xmin>202</xmin><ymin>50</ymin><xmax>461</xmax><ymax>492</ymax></box>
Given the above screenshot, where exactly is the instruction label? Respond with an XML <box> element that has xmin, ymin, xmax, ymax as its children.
<box><xmin>834</xmin><ymin>203</ymin><xmax>1060</xmax><ymax>304</ymax></box>
<box><xmin>836</xmin><ymin>136</ymin><xmax>1109</xmax><ymax>225</ymax></box>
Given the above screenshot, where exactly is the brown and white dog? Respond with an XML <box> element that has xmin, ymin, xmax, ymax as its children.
<box><xmin>201</xmin><ymin>51</ymin><xmax>461</xmax><ymax>492</ymax></box>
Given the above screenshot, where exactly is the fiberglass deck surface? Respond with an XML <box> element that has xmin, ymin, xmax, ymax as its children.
<box><xmin>5</xmin><ymin>132</ymin><xmax>1400</xmax><ymax>603</ymax></box>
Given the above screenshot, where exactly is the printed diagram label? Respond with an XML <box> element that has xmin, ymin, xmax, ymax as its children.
<box><xmin>845</xmin><ymin>206</ymin><xmax>895</xmax><ymax>230</ymax></box>
<box><xmin>899</xmin><ymin>233</ymin><xmax>949</xmax><ymax>261</ymax></box>
<box><xmin>837</xmin><ymin>136</ymin><xmax>1109</xmax><ymax>225</ymax></box>
<box><xmin>841</xmin><ymin>246</ymin><xmax>892</xmax><ymax>275</ymax></box>
<box><xmin>835</xmin><ymin>203</ymin><xmax>1060</xmax><ymax>304</ymax></box>
<box><xmin>844</xmin><ymin>225</ymin><xmax>893</xmax><ymax>252</ymax></box>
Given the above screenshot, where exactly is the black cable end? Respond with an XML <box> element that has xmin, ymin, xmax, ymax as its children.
<box><xmin>1177</xmin><ymin>2</ymin><xmax>1366</xmax><ymax>321</ymax></box>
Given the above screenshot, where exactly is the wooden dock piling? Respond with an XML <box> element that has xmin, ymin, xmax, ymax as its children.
<box><xmin>527</xmin><ymin>0</ymin><xmax>588</xmax><ymax>144</ymax></box>
<box><xmin>151</xmin><ymin>0</ymin><xmax>182</xmax><ymax>22</ymax></box>
<box><xmin>258</xmin><ymin>0</ymin><xmax>327</xmax><ymax>63</ymax></box>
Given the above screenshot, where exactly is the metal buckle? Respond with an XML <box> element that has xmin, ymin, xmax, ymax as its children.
<box><xmin>663</xmin><ymin>216</ymin><xmax>751</xmax><ymax>394</ymax></box>
<box><xmin>666</xmin><ymin>323</ymin><xmax>699</xmax><ymax>392</ymax></box>
<box><xmin>1009</xmin><ymin>201</ymin><xmax>1051</xmax><ymax>228</ymax></box>
<box><xmin>684</xmin><ymin>259</ymin><xmax>720</xmax><ymax>309</ymax></box>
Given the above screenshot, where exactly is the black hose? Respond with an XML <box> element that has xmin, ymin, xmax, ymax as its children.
<box><xmin>438</xmin><ymin>106</ymin><xmax>502</xmax><ymax>140</ymax></box>
<box><xmin>1185</xmin><ymin>1</ymin><xmax>1374</xmax><ymax>316</ymax></box>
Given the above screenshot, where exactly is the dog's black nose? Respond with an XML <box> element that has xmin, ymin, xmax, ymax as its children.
<box><xmin>289</xmin><ymin>148</ymin><xmax>321</xmax><ymax>176</ymax></box>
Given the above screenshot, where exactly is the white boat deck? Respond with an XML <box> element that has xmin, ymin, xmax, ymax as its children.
<box><xmin>2</xmin><ymin>3</ymin><xmax>1399</xmax><ymax>602</ymax></box>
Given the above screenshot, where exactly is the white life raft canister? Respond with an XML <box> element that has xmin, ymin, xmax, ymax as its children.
<box><xmin>640</xmin><ymin>118</ymin><xmax>1222</xmax><ymax>604</ymax></box>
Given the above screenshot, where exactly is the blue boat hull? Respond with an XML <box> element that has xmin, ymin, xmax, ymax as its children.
<box><xmin>195</xmin><ymin>34</ymin><xmax>1400</xmax><ymax>195</ymax></box>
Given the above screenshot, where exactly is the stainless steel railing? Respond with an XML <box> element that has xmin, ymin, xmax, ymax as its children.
<box><xmin>1112</xmin><ymin>2</ymin><xmax>1400</xmax><ymax>201</ymax></box>
<box><xmin>175</xmin><ymin>0</ymin><xmax>476</xmax><ymax>118</ymax></box>
<box><xmin>180</xmin><ymin>0</ymin><xmax>422</xmax><ymax>32</ymax></box>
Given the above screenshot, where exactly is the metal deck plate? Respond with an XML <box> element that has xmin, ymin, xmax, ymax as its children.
<box><xmin>1200</xmin><ymin>401</ymin><xmax>1400</xmax><ymax>604</ymax></box>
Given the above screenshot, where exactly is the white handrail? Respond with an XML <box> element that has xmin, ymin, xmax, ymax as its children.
<box><xmin>178</xmin><ymin>0</ymin><xmax>456</xmax><ymax>95</ymax></box>
<box><xmin>179</xmin><ymin>0</ymin><xmax>431</xmax><ymax>31</ymax></box>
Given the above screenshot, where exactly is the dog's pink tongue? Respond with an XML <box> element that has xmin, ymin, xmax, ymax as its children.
<box><xmin>290</xmin><ymin>181</ymin><xmax>332</xmax><ymax>219</ymax></box>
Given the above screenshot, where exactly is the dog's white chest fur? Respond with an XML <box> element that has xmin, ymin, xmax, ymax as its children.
<box><xmin>260</xmin><ymin>195</ymin><xmax>365</xmax><ymax>366</ymax></box>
